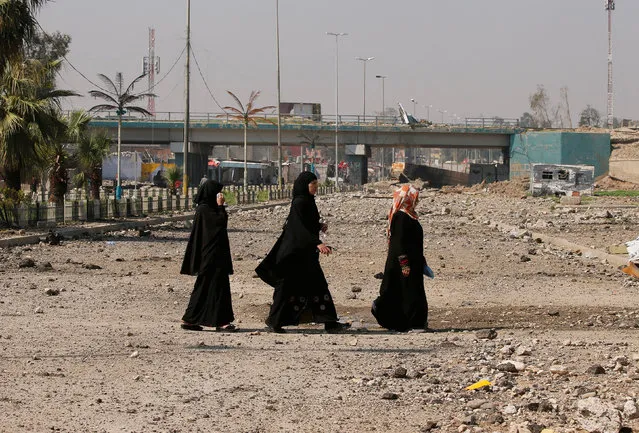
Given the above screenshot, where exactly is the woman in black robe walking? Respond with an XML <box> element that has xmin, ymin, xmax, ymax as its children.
<box><xmin>180</xmin><ymin>180</ymin><xmax>236</xmax><ymax>331</ymax></box>
<box><xmin>372</xmin><ymin>184</ymin><xmax>429</xmax><ymax>332</ymax></box>
<box><xmin>256</xmin><ymin>172</ymin><xmax>349</xmax><ymax>333</ymax></box>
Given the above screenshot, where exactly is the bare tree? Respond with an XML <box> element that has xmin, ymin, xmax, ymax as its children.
<box><xmin>528</xmin><ymin>85</ymin><xmax>552</xmax><ymax>128</ymax></box>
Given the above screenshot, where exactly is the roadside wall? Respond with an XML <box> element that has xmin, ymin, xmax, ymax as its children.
<box><xmin>510</xmin><ymin>131</ymin><xmax>610</xmax><ymax>179</ymax></box>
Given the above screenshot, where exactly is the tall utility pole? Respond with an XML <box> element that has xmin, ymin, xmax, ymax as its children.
<box><xmin>606</xmin><ymin>0</ymin><xmax>615</xmax><ymax>129</ymax></box>
<box><xmin>183</xmin><ymin>0</ymin><xmax>191</xmax><ymax>196</ymax></box>
<box><xmin>276</xmin><ymin>0</ymin><xmax>283</xmax><ymax>185</ymax></box>
<box><xmin>356</xmin><ymin>56</ymin><xmax>374</xmax><ymax>122</ymax></box>
<box><xmin>327</xmin><ymin>32</ymin><xmax>347</xmax><ymax>184</ymax></box>
<box><xmin>143</xmin><ymin>28</ymin><xmax>160</xmax><ymax>116</ymax></box>
<box><xmin>376</xmin><ymin>75</ymin><xmax>387</xmax><ymax>178</ymax></box>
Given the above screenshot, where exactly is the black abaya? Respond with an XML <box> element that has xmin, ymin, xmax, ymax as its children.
<box><xmin>256</xmin><ymin>173</ymin><xmax>339</xmax><ymax>327</ymax></box>
<box><xmin>372</xmin><ymin>211</ymin><xmax>428</xmax><ymax>331</ymax></box>
<box><xmin>180</xmin><ymin>180</ymin><xmax>234</xmax><ymax>327</ymax></box>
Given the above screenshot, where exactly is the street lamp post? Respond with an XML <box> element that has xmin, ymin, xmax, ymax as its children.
<box><xmin>424</xmin><ymin>104</ymin><xmax>432</xmax><ymax>121</ymax></box>
<box><xmin>410</xmin><ymin>98</ymin><xmax>418</xmax><ymax>119</ymax></box>
<box><xmin>276</xmin><ymin>0</ymin><xmax>282</xmax><ymax>186</ymax></box>
<box><xmin>438</xmin><ymin>109</ymin><xmax>447</xmax><ymax>124</ymax></box>
<box><xmin>327</xmin><ymin>32</ymin><xmax>348</xmax><ymax>184</ymax></box>
<box><xmin>356</xmin><ymin>56</ymin><xmax>374</xmax><ymax>123</ymax></box>
<box><xmin>375</xmin><ymin>74</ymin><xmax>387</xmax><ymax>178</ymax></box>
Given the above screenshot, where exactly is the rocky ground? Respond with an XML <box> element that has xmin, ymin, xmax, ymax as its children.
<box><xmin>1</xmin><ymin>182</ymin><xmax>638</xmax><ymax>433</ymax></box>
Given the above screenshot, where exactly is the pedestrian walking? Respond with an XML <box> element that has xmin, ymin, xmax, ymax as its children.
<box><xmin>372</xmin><ymin>184</ymin><xmax>430</xmax><ymax>332</ymax></box>
<box><xmin>180</xmin><ymin>180</ymin><xmax>237</xmax><ymax>331</ymax></box>
<box><xmin>256</xmin><ymin>171</ymin><xmax>349</xmax><ymax>333</ymax></box>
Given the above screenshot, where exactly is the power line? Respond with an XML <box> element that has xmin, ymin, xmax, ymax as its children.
<box><xmin>189</xmin><ymin>44</ymin><xmax>228</xmax><ymax>113</ymax></box>
<box><xmin>35</xmin><ymin>19</ymin><xmax>185</xmax><ymax>98</ymax></box>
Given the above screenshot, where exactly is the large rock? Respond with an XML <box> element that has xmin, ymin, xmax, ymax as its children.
<box><xmin>577</xmin><ymin>397</ymin><xmax>622</xmax><ymax>433</ymax></box>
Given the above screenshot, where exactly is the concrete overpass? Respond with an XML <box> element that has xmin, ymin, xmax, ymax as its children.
<box><xmin>88</xmin><ymin>115</ymin><xmax>518</xmax><ymax>149</ymax></box>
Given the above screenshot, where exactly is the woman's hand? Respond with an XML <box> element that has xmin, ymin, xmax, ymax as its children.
<box><xmin>320</xmin><ymin>223</ymin><xmax>328</xmax><ymax>233</ymax></box>
<box><xmin>317</xmin><ymin>243</ymin><xmax>332</xmax><ymax>255</ymax></box>
<box><xmin>216</xmin><ymin>192</ymin><xmax>225</xmax><ymax>206</ymax></box>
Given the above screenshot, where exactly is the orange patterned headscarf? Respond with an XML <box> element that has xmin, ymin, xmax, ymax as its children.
<box><xmin>387</xmin><ymin>184</ymin><xmax>419</xmax><ymax>239</ymax></box>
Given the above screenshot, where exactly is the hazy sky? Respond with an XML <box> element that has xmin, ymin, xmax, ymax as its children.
<box><xmin>38</xmin><ymin>0</ymin><xmax>639</xmax><ymax>123</ymax></box>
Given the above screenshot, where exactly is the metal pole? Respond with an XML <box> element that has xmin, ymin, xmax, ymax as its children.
<box><xmin>182</xmin><ymin>0</ymin><xmax>191</xmax><ymax>197</ymax></box>
<box><xmin>606</xmin><ymin>0</ymin><xmax>615</xmax><ymax>129</ymax></box>
<box><xmin>327</xmin><ymin>32</ymin><xmax>347</xmax><ymax>184</ymax></box>
<box><xmin>276</xmin><ymin>0</ymin><xmax>283</xmax><ymax>185</ymax></box>
<box><xmin>381</xmin><ymin>76</ymin><xmax>385</xmax><ymax>178</ymax></box>
<box><xmin>356</xmin><ymin>57</ymin><xmax>374</xmax><ymax>124</ymax></box>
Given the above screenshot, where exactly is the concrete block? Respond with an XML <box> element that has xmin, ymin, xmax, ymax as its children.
<box><xmin>559</xmin><ymin>195</ymin><xmax>582</xmax><ymax>205</ymax></box>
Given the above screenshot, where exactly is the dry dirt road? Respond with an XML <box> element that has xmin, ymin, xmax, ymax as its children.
<box><xmin>1</xmin><ymin>185</ymin><xmax>638</xmax><ymax>433</ymax></box>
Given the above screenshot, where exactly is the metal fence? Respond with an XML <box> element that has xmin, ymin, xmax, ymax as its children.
<box><xmin>1</xmin><ymin>184</ymin><xmax>361</xmax><ymax>228</ymax></box>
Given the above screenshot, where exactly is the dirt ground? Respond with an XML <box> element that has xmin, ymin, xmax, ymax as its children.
<box><xmin>1</xmin><ymin>183</ymin><xmax>638</xmax><ymax>433</ymax></box>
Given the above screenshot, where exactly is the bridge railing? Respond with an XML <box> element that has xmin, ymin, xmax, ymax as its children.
<box><xmin>84</xmin><ymin>110</ymin><xmax>520</xmax><ymax>129</ymax></box>
<box><xmin>464</xmin><ymin>117</ymin><xmax>520</xmax><ymax>128</ymax></box>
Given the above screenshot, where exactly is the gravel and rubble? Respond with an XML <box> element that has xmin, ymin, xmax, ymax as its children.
<box><xmin>0</xmin><ymin>184</ymin><xmax>638</xmax><ymax>432</ymax></box>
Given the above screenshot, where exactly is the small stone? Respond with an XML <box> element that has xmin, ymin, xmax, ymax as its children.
<box><xmin>476</xmin><ymin>329</ymin><xmax>497</xmax><ymax>340</ymax></box>
<box><xmin>392</xmin><ymin>367</ymin><xmax>407</xmax><ymax>378</ymax></box>
<box><xmin>515</xmin><ymin>346</ymin><xmax>532</xmax><ymax>356</ymax></box>
<box><xmin>373</xmin><ymin>272</ymin><xmax>384</xmax><ymax>279</ymax></box>
<box><xmin>467</xmin><ymin>399</ymin><xmax>488</xmax><ymax>410</ymax></box>
<box><xmin>130</xmin><ymin>350</ymin><xmax>139</xmax><ymax>358</ymax></box>
<box><xmin>19</xmin><ymin>258</ymin><xmax>36</xmax><ymax>268</ymax></box>
<box><xmin>351</xmin><ymin>286</ymin><xmax>362</xmax><ymax>293</ymax></box>
<box><xmin>586</xmin><ymin>365</ymin><xmax>606</xmax><ymax>375</ymax></box>
<box><xmin>420</xmin><ymin>421</ymin><xmax>438</xmax><ymax>432</ymax></box>
<box><xmin>520</xmin><ymin>255</ymin><xmax>531</xmax><ymax>263</ymax></box>
<box><xmin>502</xmin><ymin>404</ymin><xmax>517</xmax><ymax>415</ymax></box>
<box><xmin>83</xmin><ymin>264</ymin><xmax>102</xmax><ymax>270</ymax></box>
<box><xmin>381</xmin><ymin>392</ymin><xmax>399</xmax><ymax>400</ymax></box>
<box><xmin>348</xmin><ymin>338</ymin><xmax>358</xmax><ymax>347</ymax></box>
<box><xmin>44</xmin><ymin>288</ymin><xmax>59</xmax><ymax>296</ymax></box>
<box><xmin>549</xmin><ymin>365</ymin><xmax>569</xmax><ymax>375</ymax></box>
<box><xmin>34</xmin><ymin>306</ymin><xmax>43</xmax><ymax>314</ymax></box>
<box><xmin>497</xmin><ymin>360</ymin><xmax>525</xmax><ymax>372</ymax></box>
<box><xmin>624</xmin><ymin>400</ymin><xmax>639</xmax><ymax>420</ymax></box>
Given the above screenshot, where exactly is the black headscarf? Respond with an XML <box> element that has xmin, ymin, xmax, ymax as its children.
<box><xmin>293</xmin><ymin>171</ymin><xmax>318</xmax><ymax>198</ymax></box>
<box><xmin>181</xmin><ymin>179</ymin><xmax>232</xmax><ymax>276</ymax></box>
<box><xmin>195</xmin><ymin>179</ymin><xmax>223</xmax><ymax>207</ymax></box>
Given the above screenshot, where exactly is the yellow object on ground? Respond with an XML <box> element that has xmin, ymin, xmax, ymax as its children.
<box><xmin>465</xmin><ymin>379</ymin><xmax>491</xmax><ymax>390</ymax></box>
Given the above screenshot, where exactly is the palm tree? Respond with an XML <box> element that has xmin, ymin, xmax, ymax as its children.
<box><xmin>0</xmin><ymin>59</ymin><xmax>76</xmax><ymax>191</ymax></box>
<box><xmin>0</xmin><ymin>0</ymin><xmax>50</xmax><ymax>70</ymax></box>
<box><xmin>88</xmin><ymin>73</ymin><xmax>154</xmax><ymax>197</ymax></box>
<box><xmin>45</xmin><ymin>110</ymin><xmax>92</xmax><ymax>203</ymax></box>
<box><xmin>74</xmin><ymin>129</ymin><xmax>111</xmax><ymax>200</ymax></box>
<box><xmin>163</xmin><ymin>165</ymin><xmax>183</xmax><ymax>196</ymax></box>
<box><xmin>221</xmin><ymin>90</ymin><xmax>275</xmax><ymax>188</ymax></box>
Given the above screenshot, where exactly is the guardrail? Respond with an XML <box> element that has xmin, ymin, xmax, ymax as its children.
<box><xmin>1</xmin><ymin>184</ymin><xmax>362</xmax><ymax>228</ymax></box>
<box><xmin>78</xmin><ymin>110</ymin><xmax>520</xmax><ymax>129</ymax></box>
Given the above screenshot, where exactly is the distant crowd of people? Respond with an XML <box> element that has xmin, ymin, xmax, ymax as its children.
<box><xmin>179</xmin><ymin>172</ymin><xmax>430</xmax><ymax>333</ymax></box>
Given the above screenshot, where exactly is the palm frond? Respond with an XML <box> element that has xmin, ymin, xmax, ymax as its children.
<box><xmin>88</xmin><ymin>104</ymin><xmax>118</xmax><ymax>113</ymax></box>
<box><xmin>125</xmin><ymin>73</ymin><xmax>147</xmax><ymax>95</ymax></box>
<box><xmin>226</xmin><ymin>91</ymin><xmax>245</xmax><ymax>113</ymax></box>
<box><xmin>96</xmin><ymin>74</ymin><xmax>118</xmax><ymax>95</ymax></box>
<box><xmin>88</xmin><ymin>90</ymin><xmax>118</xmax><ymax>106</ymax></box>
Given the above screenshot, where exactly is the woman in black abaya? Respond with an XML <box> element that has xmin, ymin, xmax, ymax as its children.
<box><xmin>180</xmin><ymin>180</ymin><xmax>236</xmax><ymax>331</ymax></box>
<box><xmin>372</xmin><ymin>184</ymin><xmax>429</xmax><ymax>332</ymax></box>
<box><xmin>256</xmin><ymin>172</ymin><xmax>349</xmax><ymax>333</ymax></box>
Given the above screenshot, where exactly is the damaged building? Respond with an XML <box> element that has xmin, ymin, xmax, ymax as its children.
<box><xmin>530</xmin><ymin>164</ymin><xmax>595</xmax><ymax>196</ymax></box>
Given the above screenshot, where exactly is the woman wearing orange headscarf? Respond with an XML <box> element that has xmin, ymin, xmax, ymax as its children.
<box><xmin>372</xmin><ymin>184</ymin><xmax>429</xmax><ymax>331</ymax></box>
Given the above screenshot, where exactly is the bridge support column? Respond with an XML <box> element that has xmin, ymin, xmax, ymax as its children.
<box><xmin>345</xmin><ymin>144</ymin><xmax>370</xmax><ymax>185</ymax></box>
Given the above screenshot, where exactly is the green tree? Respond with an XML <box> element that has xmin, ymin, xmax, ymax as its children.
<box><xmin>578</xmin><ymin>105</ymin><xmax>601</xmax><ymax>127</ymax></box>
<box><xmin>0</xmin><ymin>0</ymin><xmax>50</xmax><ymax>70</ymax></box>
<box><xmin>0</xmin><ymin>59</ymin><xmax>76</xmax><ymax>191</ymax></box>
<box><xmin>163</xmin><ymin>165</ymin><xmax>183</xmax><ymax>196</ymax></box>
<box><xmin>519</xmin><ymin>112</ymin><xmax>537</xmax><ymax>128</ymax></box>
<box><xmin>88</xmin><ymin>73</ymin><xmax>154</xmax><ymax>196</ymax></box>
<box><xmin>45</xmin><ymin>110</ymin><xmax>91</xmax><ymax>203</ymax></box>
<box><xmin>220</xmin><ymin>90</ymin><xmax>275</xmax><ymax>188</ymax></box>
<box><xmin>75</xmin><ymin>128</ymin><xmax>112</xmax><ymax>200</ymax></box>
<box><xmin>529</xmin><ymin>85</ymin><xmax>552</xmax><ymax>128</ymax></box>
<box><xmin>24</xmin><ymin>30</ymin><xmax>70</xmax><ymax>66</ymax></box>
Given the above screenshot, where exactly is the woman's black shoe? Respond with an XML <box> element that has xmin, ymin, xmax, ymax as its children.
<box><xmin>325</xmin><ymin>322</ymin><xmax>351</xmax><ymax>334</ymax></box>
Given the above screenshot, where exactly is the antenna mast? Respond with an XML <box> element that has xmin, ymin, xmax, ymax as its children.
<box><xmin>143</xmin><ymin>27</ymin><xmax>160</xmax><ymax>116</ymax></box>
<box><xmin>606</xmin><ymin>0</ymin><xmax>615</xmax><ymax>129</ymax></box>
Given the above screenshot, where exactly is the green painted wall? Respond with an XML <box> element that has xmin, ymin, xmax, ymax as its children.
<box><xmin>510</xmin><ymin>131</ymin><xmax>610</xmax><ymax>178</ymax></box>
